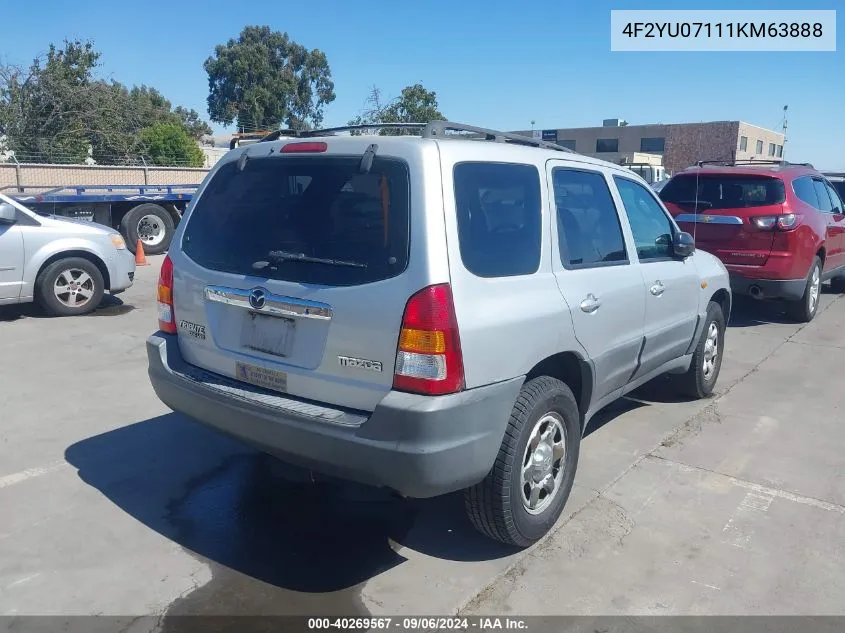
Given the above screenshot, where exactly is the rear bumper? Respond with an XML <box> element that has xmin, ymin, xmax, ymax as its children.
<box><xmin>146</xmin><ymin>333</ymin><xmax>521</xmax><ymax>498</ymax></box>
<box><xmin>729</xmin><ymin>273</ymin><xmax>806</xmax><ymax>301</ymax></box>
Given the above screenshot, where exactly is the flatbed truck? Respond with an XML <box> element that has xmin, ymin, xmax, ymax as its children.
<box><xmin>0</xmin><ymin>184</ymin><xmax>200</xmax><ymax>254</ymax></box>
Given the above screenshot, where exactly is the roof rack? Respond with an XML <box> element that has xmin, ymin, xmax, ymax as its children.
<box><xmin>258</xmin><ymin>120</ymin><xmax>576</xmax><ymax>153</ymax></box>
<box><xmin>822</xmin><ymin>171</ymin><xmax>845</xmax><ymax>178</ymax></box>
<box><xmin>696</xmin><ymin>159</ymin><xmax>814</xmax><ymax>169</ymax></box>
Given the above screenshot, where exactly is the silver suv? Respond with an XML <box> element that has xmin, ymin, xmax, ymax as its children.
<box><xmin>147</xmin><ymin>122</ymin><xmax>731</xmax><ymax>547</ymax></box>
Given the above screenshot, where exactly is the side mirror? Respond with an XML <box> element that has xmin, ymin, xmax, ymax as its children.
<box><xmin>673</xmin><ymin>231</ymin><xmax>695</xmax><ymax>258</ymax></box>
<box><xmin>0</xmin><ymin>202</ymin><xmax>16</xmax><ymax>225</ymax></box>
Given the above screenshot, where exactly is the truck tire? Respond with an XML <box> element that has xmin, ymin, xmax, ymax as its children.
<box><xmin>465</xmin><ymin>376</ymin><xmax>580</xmax><ymax>548</ymax></box>
<box><xmin>120</xmin><ymin>203</ymin><xmax>174</xmax><ymax>255</ymax></box>
<box><xmin>36</xmin><ymin>257</ymin><xmax>105</xmax><ymax>317</ymax></box>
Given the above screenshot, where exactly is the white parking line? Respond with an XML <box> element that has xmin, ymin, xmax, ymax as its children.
<box><xmin>0</xmin><ymin>462</ymin><xmax>69</xmax><ymax>489</ymax></box>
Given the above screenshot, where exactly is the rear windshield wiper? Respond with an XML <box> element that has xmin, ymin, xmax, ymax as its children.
<box><xmin>263</xmin><ymin>250</ymin><xmax>368</xmax><ymax>268</ymax></box>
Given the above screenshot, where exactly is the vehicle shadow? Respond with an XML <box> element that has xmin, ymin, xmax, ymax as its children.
<box><xmin>63</xmin><ymin>413</ymin><xmax>516</xmax><ymax>601</ymax></box>
<box><xmin>0</xmin><ymin>294</ymin><xmax>133</xmax><ymax>321</ymax></box>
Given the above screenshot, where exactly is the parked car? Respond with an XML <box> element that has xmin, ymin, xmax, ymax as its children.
<box><xmin>147</xmin><ymin>122</ymin><xmax>731</xmax><ymax>547</ymax></box>
<box><xmin>0</xmin><ymin>194</ymin><xmax>136</xmax><ymax>316</ymax></box>
<box><xmin>659</xmin><ymin>162</ymin><xmax>845</xmax><ymax>322</ymax></box>
<box><xmin>824</xmin><ymin>172</ymin><xmax>845</xmax><ymax>204</ymax></box>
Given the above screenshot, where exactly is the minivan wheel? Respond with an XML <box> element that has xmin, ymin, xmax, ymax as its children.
<box><xmin>465</xmin><ymin>376</ymin><xmax>580</xmax><ymax>548</ymax></box>
<box><xmin>671</xmin><ymin>300</ymin><xmax>725</xmax><ymax>399</ymax></box>
<box><xmin>786</xmin><ymin>257</ymin><xmax>821</xmax><ymax>323</ymax></box>
<box><xmin>36</xmin><ymin>257</ymin><xmax>104</xmax><ymax>316</ymax></box>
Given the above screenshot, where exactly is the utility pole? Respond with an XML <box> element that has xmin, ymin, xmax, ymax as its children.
<box><xmin>781</xmin><ymin>105</ymin><xmax>788</xmax><ymax>162</ymax></box>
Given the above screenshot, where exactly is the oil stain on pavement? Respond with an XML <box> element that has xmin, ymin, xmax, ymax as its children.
<box><xmin>64</xmin><ymin>413</ymin><xmax>514</xmax><ymax>628</ymax></box>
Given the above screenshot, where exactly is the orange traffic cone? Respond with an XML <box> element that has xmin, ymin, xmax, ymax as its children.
<box><xmin>135</xmin><ymin>238</ymin><xmax>150</xmax><ymax>266</ymax></box>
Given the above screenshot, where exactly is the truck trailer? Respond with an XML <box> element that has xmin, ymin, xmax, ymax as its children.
<box><xmin>0</xmin><ymin>184</ymin><xmax>199</xmax><ymax>254</ymax></box>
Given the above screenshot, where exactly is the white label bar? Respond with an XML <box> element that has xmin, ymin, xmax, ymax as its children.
<box><xmin>611</xmin><ymin>10</ymin><xmax>836</xmax><ymax>51</ymax></box>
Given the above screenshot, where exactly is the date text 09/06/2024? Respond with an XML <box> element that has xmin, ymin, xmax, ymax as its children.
<box><xmin>621</xmin><ymin>22</ymin><xmax>823</xmax><ymax>39</ymax></box>
<box><xmin>307</xmin><ymin>617</ymin><xmax>528</xmax><ymax>630</ymax></box>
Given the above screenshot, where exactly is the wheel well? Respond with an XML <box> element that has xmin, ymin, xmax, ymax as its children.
<box><xmin>525</xmin><ymin>352</ymin><xmax>592</xmax><ymax>428</ymax></box>
<box><xmin>817</xmin><ymin>247</ymin><xmax>826</xmax><ymax>266</ymax></box>
<box><xmin>37</xmin><ymin>250</ymin><xmax>110</xmax><ymax>289</ymax></box>
<box><xmin>710</xmin><ymin>288</ymin><xmax>731</xmax><ymax>323</ymax></box>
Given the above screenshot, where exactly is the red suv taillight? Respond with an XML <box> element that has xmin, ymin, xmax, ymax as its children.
<box><xmin>393</xmin><ymin>284</ymin><xmax>465</xmax><ymax>396</ymax></box>
<box><xmin>157</xmin><ymin>254</ymin><xmax>177</xmax><ymax>333</ymax></box>
<box><xmin>751</xmin><ymin>213</ymin><xmax>798</xmax><ymax>231</ymax></box>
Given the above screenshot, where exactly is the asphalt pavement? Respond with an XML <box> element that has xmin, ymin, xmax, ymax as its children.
<box><xmin>1</xmin><ymin>255</ymin><xmax>843</xmax><ymax>626</ymax></box>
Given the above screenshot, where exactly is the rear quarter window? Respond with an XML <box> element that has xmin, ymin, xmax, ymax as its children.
<box><xmin>453</xmin><ymin>162</ymin><xmax>542</xmax><ymax>278</ymax></box>
<box><xmin>660</xmin><ymin>174</ymin><xmax>785</xmax><ymax>209</ymax></box>
<box><xmin>181</xmin><ymin>156</ymin><xmax>410</xmax><ymax>286</ymax></box>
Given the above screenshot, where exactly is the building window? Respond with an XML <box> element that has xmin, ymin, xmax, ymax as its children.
<box><xmin>559</xmin><ymin>139</ymin><xmax>576</xmax><ymax>150</ymax></box>
<box><xmin>768</xmin><ymin>143</ymin><xmax>776</xmax><ymax>157</ymax></box>
<box><xmin>776</xmin><ymin>145</ymin><xmax>783</xmax><ymax>158</ymax></box>
<box><xmin>756</xmin><ymin>140</ymin><xmax>763</xmax><ymax>154</ymax></box>
<box><xmin>596</xmin><ymin>138</ymin><xmax>619</xmax><ymax>153</ymax></box>
<box><xmin>639</xmin><ymin>137</ymin><xmax>665</xmax><ymax>153</ymax></box>
<box><xmin>739</xmin><ymin>136</ymin><xmax>748</xmax><ymax>151</ymax></box>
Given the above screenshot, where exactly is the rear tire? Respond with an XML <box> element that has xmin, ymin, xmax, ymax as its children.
<box><xmin>786</xmin><ymin>257</ymin><xmax>821</xmax><ymax>323</ymax></box>
<box><xmin>671</xmin><ymin>301</ymin><xmax>725</xmax><ymax>399</ymax></box>
<box><xmin>120</xmin><ymin>203</ymin><xmax>174</xmax><ymax>255</ymax></box>
<box><xmin>465</xmin><ymin>376</ymin><xmax>580</xmax><ymax>548</ymax></box>
<box><xmin>36</xmin><ymin>257</ymin><xmax>104</xmax><ymax>317</ymax></box>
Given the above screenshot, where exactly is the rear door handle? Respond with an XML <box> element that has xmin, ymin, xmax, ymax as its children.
<box><xmin>650</xmin><ymin>281</ymin><xmax>665</xmax><ymax>296</ymax></box>
<box><xmin>580</xmin><ymin>293</ymin><xmax>602</xmax><ymax>313</ymax></box>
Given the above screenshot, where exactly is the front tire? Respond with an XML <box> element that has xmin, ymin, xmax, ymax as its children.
<box><xmin>786</xmin><ymin>257</ymin><xmax>821</xmax><ymax>323</ymax></box>
<box><xmin>465</xmin><ymin>376</ymin><xmax>580</xmax><ymax>548</ymax></box>
<box><xmin>671</xmin><ymin>300</ymin><xmax>725</xmax><ymax>399</ymax></box>
<box><xmin>36</xmin><ymin>257</ymin><xmax>104</xmax><ymax>317</ymax></box>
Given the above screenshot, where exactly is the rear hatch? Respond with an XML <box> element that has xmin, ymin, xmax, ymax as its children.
<box><xmin>172</xmin><ymin>145</ymin><xmax>416</xmax><ymax>412</ymax></box>
<box><xmin>660</xmin><ymin>173</ymin><xmax>785</xmax><ymax>266</ymax></box>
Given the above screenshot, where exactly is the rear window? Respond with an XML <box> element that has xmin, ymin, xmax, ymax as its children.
<box><xmin>660</xmin><ymin>174</ymin><xmax>786</xmax><ymax>209</ymax></box>
<box><xmin>182</xmin><ymin>156</ymin><xmax>410</xmax><ymax>286</ymax></box>
<box><xmin>453</xmin><ymin>162</ymin><xmax>541</xmax><ymax>278</ymax></box>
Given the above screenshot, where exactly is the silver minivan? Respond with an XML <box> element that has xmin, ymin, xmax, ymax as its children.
<box><xmin>0</xmin><ymin>194</ymin><xmax>135</xmax><ymax>316</ymax></box>
<box><xmin>147</xmin><ymin>122</ymin><xmax>731</xmax><ymax>547</ymax></box>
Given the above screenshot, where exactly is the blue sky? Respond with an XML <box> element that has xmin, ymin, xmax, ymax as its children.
<box><xmin>3</xmin><ymin>0</ymin><xmax>843</xmax><ymax>169</ymax></box>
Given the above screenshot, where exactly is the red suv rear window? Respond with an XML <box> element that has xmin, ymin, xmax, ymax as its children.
<box><xmin>660</xmin><ymin>174</ymin><xmax>785</xmax><ymax>209</ymax></box>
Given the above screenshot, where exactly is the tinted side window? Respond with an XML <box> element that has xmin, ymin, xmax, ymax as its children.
<box><xmin>825</xmin><ymin>182</ymin><xmax>844</xmax><ymax>213</ymax></box>
<box><xmin>614</xmin><ymin>176</ymin><xmax>674</xmax><ymax>261</ymax></box>
<box><xmin>552</xmin><ymin>169</ymin><xmax>627</xmax><ymax>268</ymax></box>
<box><xmin>793</xmin><ymin>176</ymin><xmax>820</xmax><ymax>208</ymax></box>
<box><xmin>453</xmin><ymin>162</ymin><xmax>541</xmax><ymax>278</ymax></box>
<box><xmin>812</xmin><ymin>179</ymin><xmax>833</xmax><ymax>212</ymax></box>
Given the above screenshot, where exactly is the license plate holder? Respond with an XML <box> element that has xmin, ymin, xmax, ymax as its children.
<box><xmin>240</xmin><ymin>313</ymin><xmax>295</xmax><ymax>357</ymax></box>
<box><xmin>235</xmin><ymin>361</ymin><xmax>288</xmax><ymax>394</ymax></box>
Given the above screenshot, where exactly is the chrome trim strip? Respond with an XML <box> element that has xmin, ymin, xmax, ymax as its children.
<box><xmin>204</xmin><ymin>286</ymin><xmax>332</xmax><ymax>320</ymax></box>
<box><xmin>675</xmin><ymin>214</ymin><xmax>743</xmax><ymax>225</ymax></box>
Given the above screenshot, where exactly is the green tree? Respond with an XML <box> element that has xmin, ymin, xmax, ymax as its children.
<box><xmin>0</xmin><ymin>39</ymin><xmax>212</xmax><ymax>165</ymax></box>
<box><xmin>348</xmin><ymin>83</ymin><xmax>445</xmax><ymax>135</ymax></box>
<box><xmin>138</xmin><ymin>122</ymin><xmax>204</xmax><ymax>167</ymax></box>
<box><xmin>204</xmin><ymin>25</ymin><xmax>336</xmax><ymax>131</ymax></box>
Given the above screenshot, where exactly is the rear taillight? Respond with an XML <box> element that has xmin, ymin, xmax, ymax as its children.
<box><xmin>393</xmin><ymin>284</ymin><xmax>465</xmax><ymax>396</ymax></box>
<box><xmin>157</xmin><ymin>254</ymin><xmax>177</xmax><ymax>334</ymax></box>
<box><xmin>752</xmin><ymin>213</ymin><xmax>798</xmax><ymax>231</ymax></box>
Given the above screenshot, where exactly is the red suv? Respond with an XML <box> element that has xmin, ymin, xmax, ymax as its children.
<box><xmin>659</xmin><ymin>162</ymin><xmax>845</xmax><ymax>322</ymax></box>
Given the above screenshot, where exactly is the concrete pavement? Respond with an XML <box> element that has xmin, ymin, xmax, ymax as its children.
<box><xmin>1</xmin><ymin>256</ymin><xmax>843</xmax><ymax>623</ymax></box>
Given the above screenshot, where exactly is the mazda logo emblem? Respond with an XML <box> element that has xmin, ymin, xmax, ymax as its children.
<box><xmin>249</xmin><ymin>288</ymin><xmax>266</xmax><ymax>309</ymax></box>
